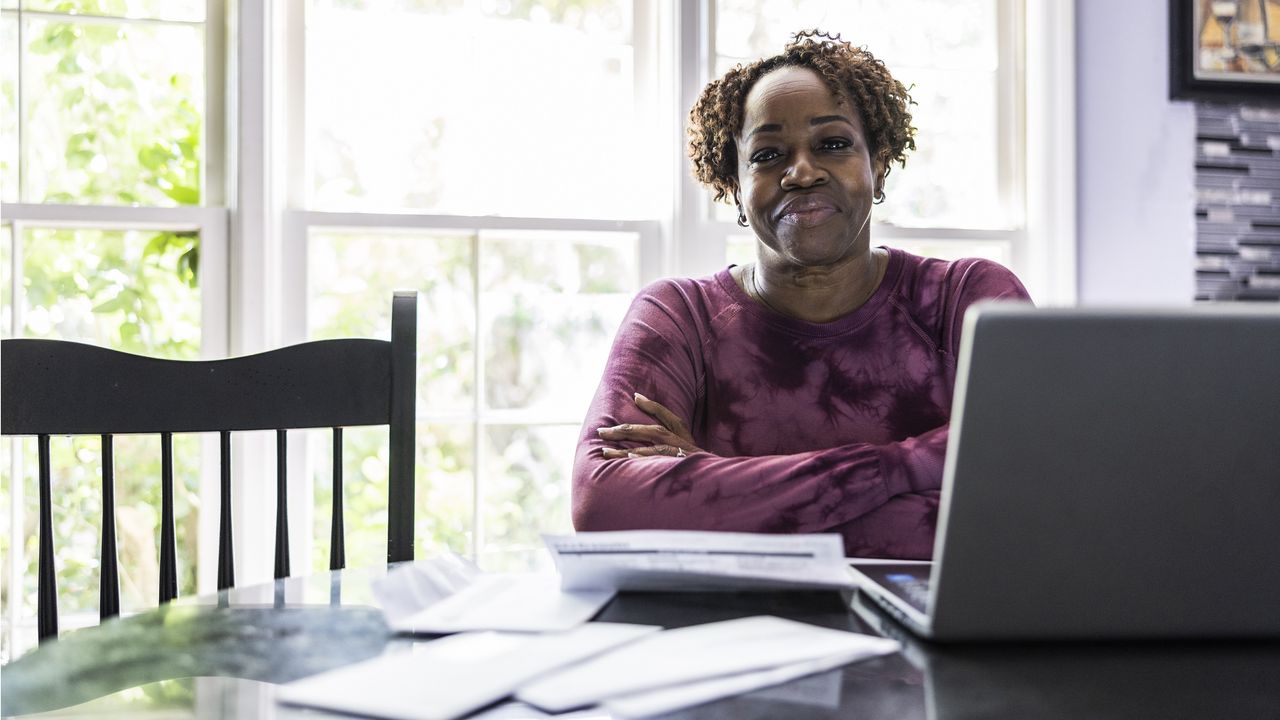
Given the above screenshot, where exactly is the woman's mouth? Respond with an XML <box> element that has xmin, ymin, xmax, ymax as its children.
<box><xmin>778</xmin><ymin>197</ymin><xmax>839</xmax><ymax>227</ymax></box>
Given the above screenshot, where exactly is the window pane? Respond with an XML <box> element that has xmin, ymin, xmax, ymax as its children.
<box><xmin>22</xmin><ymin>17</ymin><xmax>203</xmax><ymax>205</ymax></box>
<box><xmin>481</xmin><ymin>424</ymin><xmax>577</xmax><ymax>556</ymax></box>
<box><xmin>878</xmin><ymin>68</ymin><xmax>998</xmax><ymax>229</ymax></box>
<box><xmin>306</xmin><ymin>1</ymin><xmax>652</xmax><ymax>218</ymax></box>
<box><xmin>310</xmin><ymin>423</ymin><xmax>474</xmax><ymax>573</ymax></box>
<box><xmin>21</xmin><ymin>227</ymin><xmax>201</xmax><ymax>354</ymax></box>
<box><xmin>20</xmin><ymin>1</ymin><xmax>204</xmax><ymax>21</ymax></box>
<box><xmin>2</xmin><ymin>15</ymin><xmax>16</xmax><ymax>202</ymax></box>
<box><xmin>481</xmin><ymin>230</ymin><xmax>639</xmax><ymax>416</ymax></box>
<box><xmin>713</xmin><ymin>0</ymin><xmax>1005</xmax><ymax>229</ymax></box>
<box><xmin>10</xmin><ymin>226</ymin><xmax>202</xmax><ymax>636</ymax></box>
<box><xmin>308</xmin><ymin>229</ymin><xmax>476</xmax><ymax>415</ymax></box>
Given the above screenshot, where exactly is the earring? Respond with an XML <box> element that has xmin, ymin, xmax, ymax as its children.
<box><xmin>736</xmin><ymin>206</ymin><xmax>749</xmax><ymax>228</ymax></box>
<box><xmin>873</xmin><ymin>188</ymin><xmax>885</xmax><ymax>205</ymax></box>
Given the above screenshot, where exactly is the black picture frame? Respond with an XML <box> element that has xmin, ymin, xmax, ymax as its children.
<box><xmin>1169</xmin><ymin>0</ymin><xmax>1280</xmax><ymax>103</ymax></box>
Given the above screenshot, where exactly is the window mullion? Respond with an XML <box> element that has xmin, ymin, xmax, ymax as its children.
<box><xmin>997</xmin><ymin>0</ymin><xmax>1025</xmax><ymax>231</ymax></box>
<box><xmin>9</xmin><ymin>219</ymin><xmax>23</xmax><ymax>335</ymax></box>
<box><xmin>228</xmin><ymin>0</ymin><xmax>285</xmax><ymax>587</ymax></box>
<box><xmin>204</xmin><ymin>0</ymin><xmax>228</xmax><ymax>207</ymax></box>
<box><xmin>471</xmin><ymin>232</ymin><xmax>484</xmax><ymax>562</ymax></box>
<box><xmin>5</xmin><ymin>219</ymin><xmax>26</xmax><ymax>657</ymax></box>
<box><xmin>675</xmin><ymin>0</ymin><xmax>722</xmax><ymax>277</ymax></box>
<box><xmin>15</xmin><ymin>7</ymin><xmax>24</xmax><ymax>202</ymax></box>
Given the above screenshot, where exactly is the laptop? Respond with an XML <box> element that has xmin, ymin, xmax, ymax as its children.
<box><xmin>848</xmin><ymin>303</ymin><xmax>1280</xmax><ymax>641</ymax></box>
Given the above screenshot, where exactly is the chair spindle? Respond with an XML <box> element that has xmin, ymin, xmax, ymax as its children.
<box><xmin>274</xmin><ymin>429</ymin><xmax>290</xmax><ymax>579</ymax></box>
<box><xmin>217</xmin><ymin>430</ymin><xmax>234</xmax><ymax>590</ymax></box>
<box><xmin>100</xmin><ymin>435</ymin><xmax>120</xmax><ymax>619</ymax></box>
<box><xmin>159</xmin><ymin>432</ymin><xmax>177</xmax><ymax>604</ymax></box>
<box><xmin>330</xmin><ymin>427</ymin><xmax>345</xmax><ymax>571</ymax></box>
<box><xmin>37</xmin><ymin>434</ymin><xmax>58</xmax><ymax>642</ymax></box>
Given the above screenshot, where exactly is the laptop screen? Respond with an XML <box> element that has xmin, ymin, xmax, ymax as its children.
<box><xmin>855</xmin><ymin>565</ymin><xmax>931</xmax><ymax>614</ymax></box>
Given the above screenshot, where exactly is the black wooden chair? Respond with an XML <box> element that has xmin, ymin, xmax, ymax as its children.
<box><xmin>1</xmin><ymin>291</ymin><xmax>417</xmax><ymax>642</ymax></box>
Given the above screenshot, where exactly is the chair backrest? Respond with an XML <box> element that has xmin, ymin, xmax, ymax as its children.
<box><xmin>1</xmin><ymin>291</ymin><xmax>417</xmax><ymax>642</ymax></box>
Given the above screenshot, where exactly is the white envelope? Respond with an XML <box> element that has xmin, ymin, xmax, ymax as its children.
<box><xmin>516</xmin><ymin>615</ymin><xmax>900</xmax><ymax>712</ymax></box>
<box><xmin>391</xmin><ymin>573</ymin><xmax>615</xmax><ymax>634</ymax></box>
<box><xmin>277</xmin><ymin>622</ymin><xmax>659</xmax><ymax>720</ymax></box>
<box><xmin>604</xmin><ymin>644</ymin><xmax>893</xmax><ymax>718</ymax></box>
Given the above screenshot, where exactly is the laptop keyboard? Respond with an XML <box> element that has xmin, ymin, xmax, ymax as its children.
<box><xmin>886</xmin><ymin>573</ymin><xmax>930</xmax><ymax>613</ymax></box>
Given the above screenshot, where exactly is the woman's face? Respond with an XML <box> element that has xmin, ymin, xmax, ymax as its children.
<box><xmin>734</xmin><ymin>66</ymin><xmax>884</xmax><ymax>268</ymax></box>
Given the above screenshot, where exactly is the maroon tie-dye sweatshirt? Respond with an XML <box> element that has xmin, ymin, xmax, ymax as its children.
<box><xmin>572</xmin><ymin>247</ymin><xmax>1031</xmax><ymax>559</ymax></box>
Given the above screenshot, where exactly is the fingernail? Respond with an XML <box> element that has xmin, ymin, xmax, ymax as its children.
<box><xmin>634</xmin><ymin>392</ymin><xmax>649</xmax><ymax>403</ymax></box>
<box><xmin>627</xmin><ymin>452</ymin><xmax>640</xmax><ymax>458</ymax></box>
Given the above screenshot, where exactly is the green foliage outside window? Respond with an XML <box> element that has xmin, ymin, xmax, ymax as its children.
<box><xmin>1</xmin><ymin>2</ymin><xmax>205</xmax><ymax>653</ymax></box>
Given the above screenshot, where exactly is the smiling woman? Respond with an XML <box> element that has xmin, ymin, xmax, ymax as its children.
<box><xmin>734</xmin><ymin>64</ymin><xmax>885</xmax><ymax>322</ymax></box>
<box><xmin>572</xmin><ymin>30</ymin><xmax>1031</xmax><ymax>559</ymax></box>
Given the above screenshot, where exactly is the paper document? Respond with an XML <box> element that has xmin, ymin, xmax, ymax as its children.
<box><xmin>545</xmin><ymin>530</ymin><xmax>855</xmax><ymax>591</ymax></box>
<box><xmin>390</xmin><ymin>573</ymin><xmax>615</xmax><ymax>634</ymax></box>
<box><xmin>372</xmin><ymin>552</ymin><xmax>483</xmax><ymax>623</ymax></box>
<box><xmin>515</xmin><ymin>615</ymin><xmax>899</xmax><ymax>712</ymax></box>
<box><xmin>277</xmin><ymin>623</ymin><xmax>659</xmax><ymax>720</ymax></box>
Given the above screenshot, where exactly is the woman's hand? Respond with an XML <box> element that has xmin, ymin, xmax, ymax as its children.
<box><xmin>597</xmin><ymin>393</ymin><xmax>703</xmax><ymax>460</ymax></box>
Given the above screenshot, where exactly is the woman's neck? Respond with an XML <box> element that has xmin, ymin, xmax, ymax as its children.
<box><xmin>744</xmin><ymin>248</ymin><xmax>887</xmax><ymax>323</ymax></box>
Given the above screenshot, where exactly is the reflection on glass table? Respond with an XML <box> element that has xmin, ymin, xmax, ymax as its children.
<box><xmin>6</xmin><ymin>562</ymin><xmax>1280</xmax><ymax>719</ymax></box>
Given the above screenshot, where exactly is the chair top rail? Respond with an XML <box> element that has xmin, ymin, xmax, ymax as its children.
<box><xmin>2</xmin><ymin>338</ymin><xmax>394</xmax><ymax>435</ymax></box>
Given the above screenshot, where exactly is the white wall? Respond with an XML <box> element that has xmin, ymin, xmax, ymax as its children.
<box><xmin>1076</xmin><ymin>0</ymin><xmax>1197</xmax><ymax>304</ymax></box>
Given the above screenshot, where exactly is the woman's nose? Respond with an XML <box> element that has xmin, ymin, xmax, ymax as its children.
<box><xmin>780</xmin><ymin>152</ymin><xmax>827</xmax><ymax>189</ymax></box>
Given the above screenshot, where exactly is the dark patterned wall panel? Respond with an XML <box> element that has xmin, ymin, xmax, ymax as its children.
<box><xmin>1195</xmin><ymin>104</ymin><xmax>1280</xmax><ymax>302</ymax></box>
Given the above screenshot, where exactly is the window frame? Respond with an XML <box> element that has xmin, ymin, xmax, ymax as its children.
<box><xmin>1</xmin><ymin>0</ymin><xmax>230</xmax><ymax>654</ymax></box>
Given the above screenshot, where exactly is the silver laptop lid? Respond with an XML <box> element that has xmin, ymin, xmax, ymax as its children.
<box><xmin>929</xmin><ymin>304</ymin><xmax>1280</xmax><ymax>640</ymax></box>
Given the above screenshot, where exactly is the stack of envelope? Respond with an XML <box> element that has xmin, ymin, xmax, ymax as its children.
<box><xmin>278</xmin><ymin>614</ymin><xmax>898</xmax><ymax>719</ymax></box>
<box><xmin>279</xmin><ymin>538</ymin><xmax>899</xmax><ymax>719</ymax></box>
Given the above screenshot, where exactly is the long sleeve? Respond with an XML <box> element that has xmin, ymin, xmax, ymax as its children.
<box><xmin>571</xmin><ymin>250</ymin><xmax>1031</xmax><ymax>558</ymax></box>
<box><xmin>574</xmin><ymin>420</ymin><xmax>947</xmax><ymax>535</ymax></box>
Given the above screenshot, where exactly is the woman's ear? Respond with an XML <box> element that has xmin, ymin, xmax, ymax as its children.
<box><xmin>732</xmin><ymin>187</ymin><xmax>748</xmax><ymax>228</ymax></box>
<box><xmin>872</xmin><ymin>160</ymin><xmax>887</xmax><ymax>203</ymax></box>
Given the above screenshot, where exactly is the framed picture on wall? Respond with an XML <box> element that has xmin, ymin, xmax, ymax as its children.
<box><xmin>1170</xmin><ymin>0</ymin><xmax>1280</xmax><ymax>102</ymax></box>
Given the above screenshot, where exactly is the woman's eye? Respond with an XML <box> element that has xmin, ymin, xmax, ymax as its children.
<box><xmin>820</xmin><ymin>138</ymin><xmax>853</xmax><ymax>151</ymax></box>
<box><xmin>749</xmin><ymin>149</ymin><xmax>780</xmax><ymax>164</ymax></box>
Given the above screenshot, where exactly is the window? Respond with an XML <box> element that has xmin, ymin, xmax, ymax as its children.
<box><xmin>301</xmin><ymin>224</ymin><xmax>640</xmax><ymax>566</ymax></box>
<box><xmin>693</xmin><ymin>0</ymin><xmax>1022</xmax><ymax>271</ymax></box>
<box><xmin>291</xmin><ymin>0</ymin><xmax>660</xmax><ymax>569</ymax></box>
<box><xmin>1</xmin><ymin>0</ymin><xmax>227</xmax><ymax>657</ymax></box>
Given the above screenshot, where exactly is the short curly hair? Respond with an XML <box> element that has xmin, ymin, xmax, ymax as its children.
<box><xmin>687</xmin><ymin>29</ymin><xmax>916</xmax><ymax>204</ymax></box>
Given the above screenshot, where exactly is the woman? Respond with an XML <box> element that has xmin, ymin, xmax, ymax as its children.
<box><xmin>571</xmin><ymin>30</ymin><xmax>1030</xmax><ymax>558</ymax></box>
